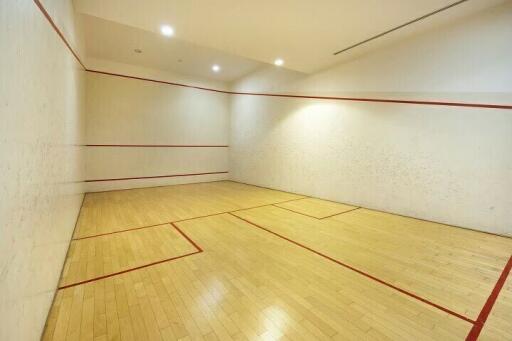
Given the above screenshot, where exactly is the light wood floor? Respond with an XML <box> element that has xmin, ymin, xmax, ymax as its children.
<box><xmin>43</xmin><ymin>181</ymin><xmax>512</xmax><ymax>340</ymax></box>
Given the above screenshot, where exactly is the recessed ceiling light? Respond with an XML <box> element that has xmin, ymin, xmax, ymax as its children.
<box><xmin>212</xmin><ymin>64</ymin><xmax>221</xmax><ymax>72</ymax></box>
<box><xmin>274</xmin><ymin>58</ymin><xmax>284</xmax><ymax>66</ymax></box>
<box><xmin>160</xmin><ymin>25</ymin><xmax>174</xmax><ymax>37</ymax></box>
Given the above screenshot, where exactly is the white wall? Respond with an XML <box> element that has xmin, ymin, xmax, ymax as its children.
<box><xmin>0</xmin><ymin>0</ymin><xmax>85</xmax><ymax>340</ymax></box>
<box><xmin>230</xmin><ymin>2</ymin><xmax>512</xmax><ymax>236</ymax></box>
<box><xmin>85</xmin><ymin>60</ymin><xmax>230</xmax><ymax>192</ymax></box>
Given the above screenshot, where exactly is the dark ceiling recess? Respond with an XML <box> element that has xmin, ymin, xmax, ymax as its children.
<box><xmin>333</xmin><ymin>0</ymin><xmax>469</xmax><ymax>56</ymax></box>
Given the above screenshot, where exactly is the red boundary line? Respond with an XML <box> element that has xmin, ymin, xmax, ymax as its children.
<box><xmin>58</xmin><ymin>223</ymin><xmax>203</xmax><ymax>290</ymax></box>
<box><xmin>34</xmin><ymin>1</ymin><xmax>512</xmax><ymax>110</ymax></box>
<box><xmin>85</xmin><ymin>144</ymin><xmax>229</xmax><ymax>148</ymax></box>
<box><xmin>72</xmin><ymin>223</ymin><xmax>168</xmax><ymax>240</ymax></box>
<box><xmin>321</xmin><ymin>207</ymin><xmax>361</xmax><ymax>219</ymax></box>
<box><xmin>73</xmin><ymin>197</ymin><xmax>308</xmax><ymax>240</ymax></box>
<box><xmin>33</xmin><ymin>0</ymin><xmax>86</xmax><ymax>70</ymax></box>
<box><xmin>466</xmin><ymin>255</ymin><xmax>512</xmax><ymax>340</ymax></box>
<box><xmin>229</xmin><ymin>197</ymin><xmax>307</xmax><ymax>213</ymax></box>
<box><xmin>87</xmin><ymin>69</ymin><xmax>512</xmax><ymax>110</ymax></box>
<box><xmin>171</xmin><ymin>222</ymin><xmax>203</xmax><ymax>252</ymax></box>
<box><xmin>86</xmin><ymin>69</ymin><xmax>231</xmax><ymax>94</ymax></box>
<box><xmin>228</xmin><ymin>212</ymin><xmax>476</xmax><ymax>325</ymax></box>
<box><xmin>84</xmin><ymin>171</ymin><xmax>228</xmax><ymax>182</ymax></box>
<box><xmin>58</xmin><ymin>250</ymin><xmax>201</xmax><ymax>290</ymax></box>
<box><xmin>272</xmin><ymin>202</ymin><xmax>361</xmax><ymax>219</ymax></box>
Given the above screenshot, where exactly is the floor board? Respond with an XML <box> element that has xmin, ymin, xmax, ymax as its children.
<box><xmin>234</xmin><ymin>205</ymin><xmax>512</xmax><ymax>321</ymax></box>
<box><xmin>43</xmin><ymin>181</ymin><xmax>512</xmax><ymax>340</ymax></box>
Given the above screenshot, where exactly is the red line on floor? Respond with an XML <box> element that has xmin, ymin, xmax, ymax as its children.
<box><xmin>230</xmin><ymin>197</ymin><xmax>308</xmax><ymax>213</ymax></box>
<box><xmin>321</xmin><ymin>207</ymin><xmax>361</xmax><ymax>218</ymax></box>
<box><xmin>85</xmin><ymin>144</ymin><xmax>229</xmax><ymax>148</ymax></box>
<box><xmin>72</xmin><ymin>223</ymin><xmax>169</xmax><ymax>240</ymax></box>
<box><xmin>272</xmin><ymin>203</ymin><xmax>361</xmax><ymax>219</ymax></box>
<box><xmin>466</xmin><ymin>255</ymin><xmax>512</xmax><ymax>340</ymax></box>
<box><xmin>84</xmin><ymin>171</ymin><xmax>228</xmax><ymax>182</ymax></box>
<box><xmin>229</xmin><ymin>212</ymin><xmax>476</xmax><ymax>325</ymax></box>
<box><xmin>172</xmin><ymin>222</ymin><xmax>203</xmax><ymax>252</ymax></box>
<box><xmin>73</xmin><ymin>213</ymin><xmax>227</xmax><ymax>240</ymax></box>
<box><xmin>33</xmin><ymin>0</ymin><xmax>86</xmax><ymax>69</ymax></box>
<box><xmin>72</xmin><ymin>197</ymin><xmax>308</xmax><ymax>240</ymax></box>
<box><xmin>59</xmin><ymin>224</ymin><xmax>203</xmax><ymax>290</ymax></box>
<box><xmin>58</xmin><ymin>250</ymin><xmax>201</xmax><ymax>290</ymax></box>
<box><xmin>271</xmin><ymin>204</ymin><xmax>324</xmax><ymax>219</ymax></box>
<box><xmin>173</xmin><ymin>212</ymin><xmax>233</xmax><ymax>224</ymax></box>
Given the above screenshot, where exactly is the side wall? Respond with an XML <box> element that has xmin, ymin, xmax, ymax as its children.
<box><xmin>84</xmin><ymin>61</ymin><xmax>230</xmax><ymax>192</ymax></box>
<box><xmin>230</xmin><ymin>2</ymin><xmax>512</xmax><ymax>236</ymax></box>
<box><xmin>0</xmin><ymin>0</ymin><xmax>86</xmax><ymax>339</ymax></box>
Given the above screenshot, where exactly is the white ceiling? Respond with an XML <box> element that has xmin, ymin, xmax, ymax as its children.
<box><xmin>81</xmin><ymin>14</ymin><xmax>264</xmax><ymax>82</ymax></box>
<box><xmin>76</xmin><ymin>0</ymin><xmax>506</xmax><ymax>81</ymax></box>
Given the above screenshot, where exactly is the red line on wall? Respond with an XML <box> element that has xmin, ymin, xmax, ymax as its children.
<box><xmin>33</xmin><ymin>0</ymin><xmax>86</xmax><ymax>70</ymax></box>
<box><xmin>58</xmin><ymin>223</ymin><xmax>203</xmax><ymax>290</ymax></box>
<box><xmin>86</xmin><ymin>69</ymin><xmax>230</xmax><ymax>94</ymax></box>
<box><xmin>466</xmin><ymin>255</ymin><xmax>512</xmax><ymax>340</ymax></box>
<box><xmin>87</xmin><ymin>69</ymin><xmax>512</xmax><ymax>110</ymax></box>
<box><xmin>34</xmin><ymin>1</ymin><xmax>512</xmax><ymax>111</ymax></box>
<box><xmin>230</xmin><ymin>92</ymin><xmax>512</xmax><ymax>110</ymax></box>
<box><xmin>84</xmin><ymin>171</ymin><xmax>229</xmax><ymax>182</ymax></box>
<box><xmin>85</xmin><ymin>144</ymin><xmax>229</xmax><ymax>148</ymax></box>
<box><xmin>229</xmin><ymin>212</ymin><xmax>476</xmax><ymax>325</ymax></box>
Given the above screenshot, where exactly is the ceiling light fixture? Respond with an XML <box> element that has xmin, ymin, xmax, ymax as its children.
<box><xmin>160</xmin><ymin>25</ymin><xmax>174</xmax><ymax>37</ymax></box>
<box><xmin>212</xmin><ymin>64</ymin><xmax>221</xmax><ymax>72</ymax></box>
<box><xmin>274</xmin><ymin>58</ymin><xmax>284</xmax><ymax>66</ymax></box>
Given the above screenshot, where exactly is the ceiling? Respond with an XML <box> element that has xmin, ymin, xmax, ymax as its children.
<box><xmin>81</xmin><ymin>14</ymin><xmax>263</xmax><ymax>82</ymax></box>
<box><xmin>75</xmin><ymin>0</ymin><xmax>506</xmax><ymax>81</ymax></box>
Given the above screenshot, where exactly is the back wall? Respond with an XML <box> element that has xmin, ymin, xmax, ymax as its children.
<box><xmin>85</xmin><ymin>61</ymin><xmax>230</xmax><ymax>192</ymax></box>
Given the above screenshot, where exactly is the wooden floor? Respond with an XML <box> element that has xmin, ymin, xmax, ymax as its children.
<box><xmin>43</xmin><ymin>181</ymin><xmax>512</xmax><ymax>340</ymax></box>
